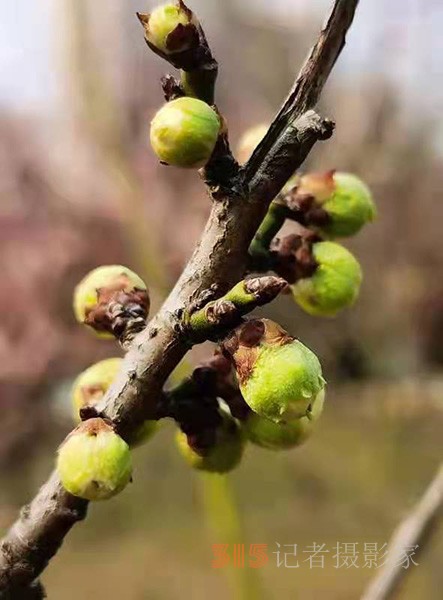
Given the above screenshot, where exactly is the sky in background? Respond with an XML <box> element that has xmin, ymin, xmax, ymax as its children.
<box><xmin>1</xmin><ymin>0</ymin><xmax>442</xmax><ymax>120</ymax></box>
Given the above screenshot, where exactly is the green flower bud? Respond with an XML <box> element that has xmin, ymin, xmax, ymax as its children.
<box><xmin>237</xmin><ymin>123</ymin><xmax>268</xmax><ymax>164</ymax></box>
<box><xmin>150</xmin><ymin>97</ymin><xmax>220</xmax><ymax>168</ymax></box>
<box><xmin>223</xmin><ymin>319</ymin><xmax>325</xmax><ymax>423</ymax></box>
<box><xmin>291</xmin><ymin>241</ymin><xmax>362</xmax><ymax>317</ymax></box>
<box><xmin>299</xmin><ymin>171</ymin><xmax>376</xmax><ymax>237</ymax></box>
<box><xmin>71</xmin><ymin>358</ymin><xmax>157</xmax><ymax>447</ymax></box>
<box><xmin>73</xmin><ymin>265</ymin><xmax>148</xmax><ymax>338</ymax></box>
<box><xmin>175</xmin><ymin>414</ymin><xmax>245</xmax><ymax>473</ymax></box>
<box><xmin>244</xmin><ymin>389</ymin><xmax>325</xmax><ymax>450</ymax></box>
<box><xmin>57</xmin><ymin>418</ymin><xmax>132</xmax><ymax>501</ymax></box>
<box><xmin>139</xmin><ymin>2</ymin><xmax>198</xmax><ymax>56</ymax></box>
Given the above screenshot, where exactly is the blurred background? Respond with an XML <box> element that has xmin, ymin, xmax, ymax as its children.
<box><xmin>1</xmin><ymin>0</ymin><xmax>442</xmax><ymax>598</ymax></box>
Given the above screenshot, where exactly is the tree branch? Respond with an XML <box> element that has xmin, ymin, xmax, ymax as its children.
<box><xmin>0</xmin><ymin>0</ymin><xmax>359</xmax><ymax>593</ymax></box>
<box><xmin>361</xmin><ymin>463</ymin><xmax>443</xmax><ymax>600</ymax></box>
<box><xmin>244</xmin><ymin>0</ymin><xmax>359</xmax><ymax>183</ymax></box>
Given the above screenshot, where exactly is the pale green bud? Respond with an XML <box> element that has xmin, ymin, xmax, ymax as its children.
<box><xmin>57</xmin><ymin>419</ymin><xmax>132</xmax><ymax>501</ymax></box>
<box><xmin>299</xmin><ymin>171</ymin><xmax>376</xmax><ymax>237</ymax></box>
<box><xmin>223</xmin><ymin>319</ymin><xmax>325</xmax><ymax>423</ymax></box>
<box><xmin>175</xmin><ymin>415</ymin><xmax>245</xmax><ymax>473</ymax></box>
<box><xmin>291</xmin><ymin>241</ymin><xmax>362</xmax><ymax>317</ymax></box>
<box><xmin>150</xmin><ymin>97</ymin><xmax>220</xmax><ymax>168</ymax></box>
<box><xmin>244</xmin><ymin>389</ymin><xmax>325</xmax><ymax>450</ymax></box>
<box><xmin>140</xmin><ymin>2</ymin><xmax>198</xmax><ymax>55</ymax></box>
<box><xmin>73</xmin><ymin>265</ymin><xmax>148</xmax><ymax>338</ymax></box>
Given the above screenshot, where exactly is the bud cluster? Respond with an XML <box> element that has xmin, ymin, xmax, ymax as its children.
<box><xmin>57</xmin><ymin>10</ymin><xmax>376</xmax><ymax>496</ymax></box>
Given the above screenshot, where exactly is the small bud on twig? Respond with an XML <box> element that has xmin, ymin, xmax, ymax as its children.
<box><xmin>73</xmin><ymin>265</ymin><xmax>149</xmax><ymax>347</ymax></box>
<box><xmin>285</xmin><ymin>170</ymin><xmax>376</xmax><ymax>237</ymax></box>
<box><xmin>221</xmin><ymin>318</ymin><xmax>326</xmax><ymax>423</ymax></box>
<box><xmin>137</xmin><ymin>1</ymin><xmax>218</xmax><ymax>104</ymax></box>
<box><xmin>175</xmin><ymin>412</ymin><xmax>245</xmax><ymax>473</ymax></box>
<box><xmin>186</xmin><ymin>276</ymin><xmax>287</xmax><ymax>341</ymax></box>
<box><xmin>150</xmin><ymin>97</ymin><xmax>220</xmax><ymax>169</ymax></box>
<box><xmin>289</xmin><ymin>240</ymin><xmax>362</xmax><ymax>317</ymax></box>
<box><xmin>57</xmin><ymin>419</ymin><xmax>132</xmax><ymax>501</ymax></box>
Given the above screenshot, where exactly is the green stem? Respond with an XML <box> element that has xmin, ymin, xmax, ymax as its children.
<box><xmin>180</xmin><ymin>66</ymin><xmax>218</xmax><ymax>105</ymax></box>
<box><xmin>248</xmin><ymin>202</ymin><xmax>289</xmax><ymax>268</ymax></box>
<box><xmin>198</xmin><ymin>474</ymin><xmax>265</xmax><ymax>600</ymax></box>
<box><xmin>187</xmin><ymin>277</ymin><xmax>286</xmax><ymax>340</ymax></box>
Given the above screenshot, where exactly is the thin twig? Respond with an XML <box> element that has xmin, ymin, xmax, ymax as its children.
<box><xmin>0</xmin><ymin>0</ymin><xmax>359</xmax><ymax>594</ymax></box>
<box><xmin>244</xmin><ymin>0</ymin><xmax>359</xmax><ymax>183</ymax></box>
<box><xmin>361</xmin><ymin>463</ymin><xmax>443</xmax><ymax>600</ymax></box>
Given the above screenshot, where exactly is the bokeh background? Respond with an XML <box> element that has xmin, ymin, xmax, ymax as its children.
<box><xmin>1</xmin><ymin>1</ymin><xmax>442</xmax><ymax>598</ymax></box>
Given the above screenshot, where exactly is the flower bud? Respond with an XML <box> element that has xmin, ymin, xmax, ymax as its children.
<box><xmin>71</xmin><ymin>358</ymin><xmax>157</xmax><ymax>447</ymax></box>
<box><xmin>57</xmin><ymin>418</ymin><xmax>132</xmax><ymax>501</ymax></box>
<box><xmin>175</xmin><ymin>414</ymin><xmax>245</xmax><ymax>473</ymax></box>
<box><xmin>291</xmin><ymin>241</ymin><xmax>362</xmax><ymax>317</ymax></box>
<box><xmin>244</xmin><ymin>389</ymin><xmax>325</xmax><ymax>450</ymax></box>
<box><xmin>73</xmin><ymin>265</ymin><xmax>149</xmax><ymax>338</ymax></box>
<box><xmin>236</xmin><ymin>123</ymin><xmax>268</xmax><ymax>164</ymax></box>
<box><xmin>150</xmin><ymin>97</ymin><xmax>220</xmax><ymax>168</ymax></box>
<box><xmin>298</xmin><ymin>171</ymin><xmax>376</xmax><ymax>237</ymax></box>
<box><xmin>222</xmin><ymin>319</ymin><xmax>325</xmax><ymax>423</ymax></box>
<box><xmin>139</xmin><ymin>2</ymin><xmax>198</xmax><ymax>56</ymax></box>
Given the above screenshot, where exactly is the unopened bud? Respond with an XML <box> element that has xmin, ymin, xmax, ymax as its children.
<box><xmin>222</xmin><ymin>319</ymin><xmax>325</xmax><ymax>423</ymax></box>
<box><xmin>57</xmin><ymin>418</ymin><xmax>132</xmax><ymax>501</ymax></box>
<box><xmin>291</xmin><ymin>241</ymin><xmax>362</xmax><ymax>317</ymax></box>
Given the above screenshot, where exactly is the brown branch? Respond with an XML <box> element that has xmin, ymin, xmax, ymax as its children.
<box><xmin>0</xmin><ymin>0</ymin><xmax>359</xmax><ymax>593</ymax></box>
<box><xmin>244</xmin><ymin>0</ymin><xmax>359</xmax><ymax>183</ymax></box>
<box><xmin>361</xmin><ymin>463</ymin><xmax>443</xmax><ymax>600</ymax></box>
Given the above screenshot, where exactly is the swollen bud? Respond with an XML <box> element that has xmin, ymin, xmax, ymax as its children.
<box><xmin>298</xmin><ymin>171</ymin><xmax>376</xmax><ymax>237</ymax></box>
<box><xmin>57</xmin><ymin>418</ymin><xmax>132</xmax><ymax>501</ymax></box>
<box><xmin>175</xmin><ymin>414</ymin><xmax>245</xmax><ymax>473</ymax></box>
<box><xmin>71</xmin><ymin>358</ymin><xmax>157</xmax><ymax>447</ymax></box>
<box><xmin>150</xmin><ymin>97</ymin><xmax>220</xmax><ymax>168</ymax></box>
<box><xmin>138</xmin><ymin>2</ymin><xmax>198</xmax><ymax>56</ymax></box>
<box><xmin>236</xmin><ymin>123</ymin><xmax>268</xmax><ymax>164</ymax></box>
<box><xmin>244</xmin><ymin>389</ymin><xmax>324</xmax><ymax>450</ymax></box>
<box><xmin>73</xmin><ymin>265</ymin><xmax>149</xmax><ymax>339</ymax></box>
<box><xmin>223</xmin><ymin>319</ymin><xmax>325</xmax><ymax>423</ymax></box>
<box><xmin>291</xmin><ymin>241</ymin><xmax>362</xmax><ymax>317</ymax></box>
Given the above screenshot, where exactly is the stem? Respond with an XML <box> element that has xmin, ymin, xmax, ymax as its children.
<box><xmin>249</xmin><ymin>202</ymin><xmax>289</xmax><ymax>268</ymax></box>
<box><xmin>244</xmin><ymin>0</ymin><xmax>359</xmax><ymax>184</ymax></box>
<box><xmin>361</xmin><ymin>463</ymin><xmax>443</xmax><ymax>600</ymax></box>
<box><xmin>180</xmin><ymin>65</ymin><xmax>218</xmax><ymax>104</ymax></box>
<box><xmin>199</xmin><ymin>474</ymin><xmax>265</xmax><ymax>600</ymax></box>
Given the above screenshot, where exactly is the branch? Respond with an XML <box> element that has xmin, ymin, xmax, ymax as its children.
<box><xmin>244</xmin><ymin>0</ymin><xmax>359</xmax><ymax>184</ymax></box>
<box><xmin>0</xmin><ymin>0</ymin><xmax>359</xmax><ymax>593</ymax></box>
<box><xmin>361</xmin><ymin>463</ymin><xmax>443</xmax><ymax>600</ymax></box>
